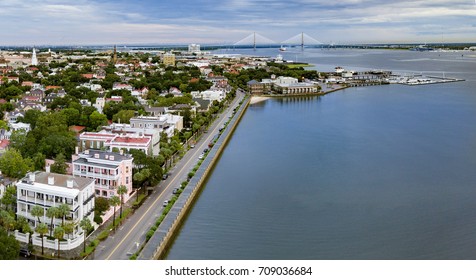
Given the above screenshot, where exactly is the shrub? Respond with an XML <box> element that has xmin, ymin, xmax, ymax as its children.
<box><xmin>93</xmin><ymin>215</ymin><xmax>103</xmax><ymax>225</ymax></box>
<box><xmin>188</xmin><ymin>171</ymin><xmax>195</xmax><ymax>179</ymax></box>
<box><xmin>97</xmin><ymin>230</ymin><xmax>109</xmax><ymax>241</ymax></box>
<box><xmin>146</xmin><ymin>229</ymin><xmax>155</xmax><ymax>241</ymax></box>
<box><xmin>181</xmin><ymin>181</ymin><xmax>188</xmax><ymax>187</ymax></box>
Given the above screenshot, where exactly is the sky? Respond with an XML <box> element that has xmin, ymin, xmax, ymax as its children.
<box><xmin>0</xmin><ymin>0</ymin><xmax>475</xmax><ymax>46</ymax></box>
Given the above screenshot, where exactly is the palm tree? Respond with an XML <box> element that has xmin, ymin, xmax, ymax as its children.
<box><xmin>53</xmin><ymin>226</ymin><xmax>64</xmax><ymax>259</ymax></box>
<box><xmin>63</xmin><ymin>221</ymin><xmax>75</xmax><ymax>239</ymax></box>
<box><xmin>109</xmin><ymin>196</ymin><xmax>120</xmax><ymax>228</ymax></box>
<box><xmin>46</xmin><ymin>206</ymin><xmax>59</xmax><ymax>236</ymax></box>
<box><xmin>57</xmin><ymin>203</ymin><xmax>70</xmax><ymax>226</ymax></box>
<box><xmin>117</xmin><ymin>185</ymin><xmax>128</xmax><ymax>219</ymax></box>
<box><xmin>79</xmin><ymin>218</ymin><xmax>92</xmax><ymax>253</ymax></box>
<box><xmin>36</xmin><ymin>223</ymin><xmax>48</xmax><ymax>256</ymax></box>
<box><xmin>30</xmin><ymin>205</ymin><xmax>44</xmax><ymax>226</ymax></box>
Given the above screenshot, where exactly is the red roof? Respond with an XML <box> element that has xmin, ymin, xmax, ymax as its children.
<box><xmin>46</xmin><ymin>86</ymin><xmax>61</xmax><ymax>90</ymax></box>
<box><xmin>69</xmin><ymin>125</ymin><xmax>86</xmax><ymax>133</ymax></box>
<box><xmin>112</xmin><ymin>136</ymin><xmax>150</xmax><ymax>144</ymax></box>
<box><xmin>22</xmin><ymin>81</ymin><xmax>34</xmax><ymax>87</ymax></box>
<box><xmin>82</xmin><ymin>74</ymin><xmax>94</xmax><ymax>79</ymax></box>
<box><xmin>0</xmin><ymin>140</ymin><xmax>10</xmax><ymax>149</ymax></box>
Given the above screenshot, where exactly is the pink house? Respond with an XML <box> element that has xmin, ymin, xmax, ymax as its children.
<box><xmin>72</xmin><ymin>150</ymin><xmax>133</xmax><ymax>202</ymax></box>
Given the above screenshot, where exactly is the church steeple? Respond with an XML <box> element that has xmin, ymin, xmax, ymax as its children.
<box><xmin>113</xmin><ymin>45</ymin><xmax>117</xmax><ymax>64</ymax></box>
<box><xmin>31</xmin><ymin>47</ymin><xmax>38</xmax><ymax>66</ymax></box>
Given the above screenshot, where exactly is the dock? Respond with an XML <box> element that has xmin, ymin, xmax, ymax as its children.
<box><xmin>390</xmin><ymin>75</ymin><xmax>465</xmax><ymax>86</ymax></box>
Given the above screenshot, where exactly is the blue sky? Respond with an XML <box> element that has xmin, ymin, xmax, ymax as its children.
<box><xmin>1</xmin><ymin>0</ymin><xmax>475</xmax><ymax>45</ymax></box>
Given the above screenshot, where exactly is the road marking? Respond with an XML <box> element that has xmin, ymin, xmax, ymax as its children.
<box><xmin>104</xmin><ymin>95</ymin><xmax>243</xmax><ymax>259</ymax></box>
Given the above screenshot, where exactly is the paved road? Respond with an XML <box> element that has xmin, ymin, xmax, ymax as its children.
<box><xmin>94</xmin><ymin>90</ymin><xmax>246</xmax><ymax>260</ymax></box>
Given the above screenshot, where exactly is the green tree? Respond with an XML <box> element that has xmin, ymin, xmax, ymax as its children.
<box><xmin>109</xmin><ymin>196</ymin><xmax>120</xmax><ymax>228</ymax></box>
<box><xmin>18</xmin><ymin>109</ymin><xmax>43</xmax><ymax>129</ymax></box>
<box><xmin>0</xmin><ymin>120</ymin><xmax>8</xmax><ymax>130</ymax></box>
<box><xmin>0</xmin><ymin>185</ymin><xmax>16</xmax><ymax>211</ymax></box>
<box><xmin>0</xmin><ymin>210</ymin><xmax>16</xmax><ymax>233</ymax></box>
<box><xmin>63</xmin><ymin>221</ymin><xmax>75</xmax><ymax>239</ymax></box>
<box><xmin>79</xmin><ymin>218</ymin><xmax>92</xmax><ymax>253</ymax></box>
<box><xmin>57</xmin><ymin>203</ymin><xmax>70</xmax><ymax>226</ymax></box>
<box><xmin>6</xmin><ymin>130</ymin><xmax>27</xmax><ymax>154</ymax></box>
<box><xmin>36</xmin><ymin>222</ymin><xmax>49</xmax><ymax>256</ymax></box>
<box><xmin>30</xmin><ymin>205</ymin><xmax>44</xmax><ymax>225</ymax></box>
<box><xmin>50</xmin><ymin>153</ymin><xmax>68</xmax><ymax>174</ymax></box>
<box><xmin>116</xmin><ymin>185</ymin><xmax>128</xmax><ymax>219</ymax></box>
<box><xmin>46</xmin><ymin>206</ymin><xmax>59</xmax><ymax>236</ymax></box>
<box><xmin>0</xmin><ymin>149</ymin><xmax>33</xmax><ymax>178</ymax></box>
<box><xmin>112</xmin><ymin>110</ymin><xmax>135</xmax><ymax>124</ymax></box>
<box><xmin>0</xmin><ymin>227</ymin><xmax>20</xmax><ymax>259</ymax></box>
<box><xmin>60</xmin><ymin>108</ymin><xmax>80</xmax><ymax>126</ymax></box>
<box><xmin>88</xmin><ymin>111</ymin><xmax>108</xmax><ymax>131</ymax></box>
<box><xmin>53</xmin><ymin>226</ymin><xmax>65</xmax><ymax>258</ymax></box>
<box><xmin>32</xmin><ymin>152</ymin><xmax>46</xmax><ymax>171</ymax></box>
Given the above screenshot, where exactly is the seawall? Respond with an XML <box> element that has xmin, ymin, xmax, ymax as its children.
<box><xmin>138</xmin><ymin>94</ymin><xmax>250</xmax><ymax>260</ymax></box>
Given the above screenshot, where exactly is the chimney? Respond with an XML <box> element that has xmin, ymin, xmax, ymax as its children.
<box><xmin>85</xmin><ymin>150</ymin><xmax>89</xmax><ymax>155</ymax></box>
<box><xmin>48</xmin><ymin>176</ymin><xmax>54</xmax><ymax>185</ymax></box>
<box><xmin>66</xmin><ymin>179</ymin><xmax>74</xmax><ymax>188</ymax></box>
<box><xmin>29</xmin><ymin>172</ymin><xmax>35</xmax><ymax>182</ymax></box>
<box><xmin>75</xmin><ymin>146</ymin><xmax>79</xmax><ymax>155</ymax></box>
<box><xmin>110</xmin><ymin>155</ymin><xmax>115</xmax><ymax>161</ymax></box>
<box><xmin>45</xmin><ymin>165</ymin><xmax>51</xmax><ymax>173</ymax></box>
<box><xmin>105</xmin><ymin>154</ymin><xmax>109</xmax><ymax>159</ymax></box>
<box><xmin>94</xmin><ymin>153</ymin><xmax>99</xmax><ymax>159</ymax></box>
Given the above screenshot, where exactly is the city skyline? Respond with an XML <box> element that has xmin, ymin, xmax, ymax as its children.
<box><xmin>0</xmin><ymin>0</ymin><xmax>475</xmax><ymax>46</ymax></box>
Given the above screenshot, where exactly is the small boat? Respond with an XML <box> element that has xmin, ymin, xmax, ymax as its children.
<box><xmin>279</xmin><ymin>46</ymin><xmax>286</xmax><ymax>51</ymax></box>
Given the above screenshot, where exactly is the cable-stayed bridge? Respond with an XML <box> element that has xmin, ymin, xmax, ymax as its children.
<box><xmin>233</xmin><ymin>32</ymin><xmax>324</xmax><ymax>49</ymax></box>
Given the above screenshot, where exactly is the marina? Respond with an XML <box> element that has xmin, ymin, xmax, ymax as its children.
<box><xmin>389</xmin><ymin>74</ymin><xmax>465</xmax><ymax>86</ymax></box>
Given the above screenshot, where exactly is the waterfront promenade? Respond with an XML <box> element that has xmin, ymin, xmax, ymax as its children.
<box><xmin>94</xmin><ymin>90</ymin><xmax>246</xmax><ymax>260</ymax></box>
<box><xmin>138</xmin><ymin>90</ymin><xmax>250</xmax><ymax>259</ymax></box>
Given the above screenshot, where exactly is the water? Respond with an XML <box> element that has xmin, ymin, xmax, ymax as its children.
<box><xmin>166</xmin><ymin>48</ymin><xmax>476</xmax><ymax>259</ymax></box>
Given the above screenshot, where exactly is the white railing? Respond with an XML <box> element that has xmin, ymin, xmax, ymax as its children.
<box><xmin>15</xmin><ymin>230</ymin><xmax>85</xmax><ymax>251</ymax></box>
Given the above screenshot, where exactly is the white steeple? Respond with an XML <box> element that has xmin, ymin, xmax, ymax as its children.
<box><xmin>31</xmin><ymin>47</ymin><xmax>38</xmax><ymax>66</ymax></box>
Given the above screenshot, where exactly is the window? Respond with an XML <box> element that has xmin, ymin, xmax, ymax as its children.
<box><xmin>126</xmin><ymin>177</ymin><xmax>129</xmax><ymax>184</ymax></box>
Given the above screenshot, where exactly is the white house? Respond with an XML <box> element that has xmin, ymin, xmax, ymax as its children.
<box><xmin>16</xmin><ymin>171</ymin><xmax>95</xmax><ymax>250</ymax></box>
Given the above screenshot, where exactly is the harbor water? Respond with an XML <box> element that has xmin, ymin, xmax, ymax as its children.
<box><xmin>166</xmin><ymin>48</ymin><xmax>476</xmax><ymax>259</ymax></box>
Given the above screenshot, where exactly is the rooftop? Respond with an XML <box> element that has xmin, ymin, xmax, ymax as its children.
<box><xmin>24</xmin><ymin>171</ymin><xmax>94</xmax><ymax>191</ymax></box>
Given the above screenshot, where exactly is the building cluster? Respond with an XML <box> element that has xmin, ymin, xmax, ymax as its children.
<box><xmin>0</xmin><ymin>44</ymin><xmax>275</xmax><ymax>252</ymax></box>
<box><xmin>247</xmin><ymin>74</ymin><xmax>319</xmax><ymax>95</ymax></box>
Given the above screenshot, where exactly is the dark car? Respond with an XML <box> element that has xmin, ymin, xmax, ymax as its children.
<box><xmin>19</xmin><ymin>248</ymin><xmax>31</xmax><ymax>258</ymax></box>
<box><xmin>162</xmin><ymin>173</ymin><xmax>169</xmax><ymax>180</ymax></box>
<box><xmin>203</xmin><ymin>148</ymin><xmax>209</xmax><ymax>153</ymax></box>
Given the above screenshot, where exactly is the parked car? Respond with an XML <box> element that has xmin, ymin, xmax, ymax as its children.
<box><xmin>173</xmin><ymin>187</ymin><xmax>180</xmax><ymax>194</ymax></box>
<box><xmin>162</xmin><ymin>173</ymin><xmax>169</xmax><ymax>180</ymax></box>
<box><xmin>19</xmin><ymin>248</ymin><xmax>31</xmax><ymax>257</ymax></box>
<box><xmin>198</xmin><ymin>154</ymin><xmax>204</xmax><ymax>160</ymax></box>
<box><xmin>203</xmin><ymin>148</ymin><xmax>209</xmax><ymax>153</ymax></box>
<box><xmin>190</xmin><ymin>144</ymin><xmax>195</xmax><ymax>148</ymax></box>
<box><xmin>163</xmin><ymin>200</ymin><xmax>169</xmax><ymax>207</ymax></box>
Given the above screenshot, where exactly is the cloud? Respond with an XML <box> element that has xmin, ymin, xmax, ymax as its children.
<box><xmin>0</xmin><ymin>0</ymin><xmax>475</xmax><ymax>45</ymax></box>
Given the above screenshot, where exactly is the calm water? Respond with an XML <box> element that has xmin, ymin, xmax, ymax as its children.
<box><xmin>166</xmin><ymin>49</ymin><xmax>476</xmax><ymax>259</ymax></box>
